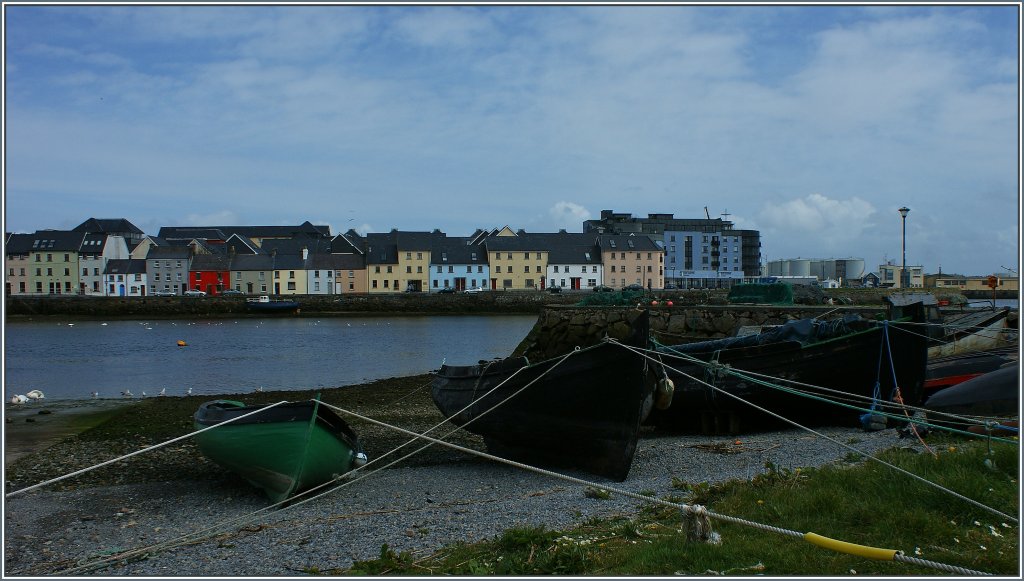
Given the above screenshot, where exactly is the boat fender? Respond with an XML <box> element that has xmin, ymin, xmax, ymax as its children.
<box><xmin>655</xmin><ymin>377</ymin><xmax>675</xmax><ymax>410</ymax></box>
<box><xmin>353</xmin><ymin>451</ymin><xmax>368</xmax><ymax>468</ymax></box>
<box><xmin>859</xmin><ymin>412</ymin><xmax>887</xmax><ymax>432</ymax></box>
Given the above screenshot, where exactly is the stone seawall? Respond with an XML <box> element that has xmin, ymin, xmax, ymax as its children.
<box><xmin>512</xmin><ymin>304</ymin><xmax>888</xmax><ymax>361</ymax></box>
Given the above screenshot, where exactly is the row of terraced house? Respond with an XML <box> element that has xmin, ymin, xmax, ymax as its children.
<box><xmin>5</xmin><ymin>218</ymin><xmax>679</xmax><ymax>297</ymax></box>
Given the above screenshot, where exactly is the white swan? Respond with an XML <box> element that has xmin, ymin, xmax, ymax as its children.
<box><xmin>25</xmin><ymin>390</ymin><xmax>45</xmax><ymax>400</ymax></box>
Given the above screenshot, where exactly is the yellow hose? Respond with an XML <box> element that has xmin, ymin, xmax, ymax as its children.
<box><xmin>803</xmin><ymin>533</ymin><xmax>898</xmax><ymax>561</ymax></box>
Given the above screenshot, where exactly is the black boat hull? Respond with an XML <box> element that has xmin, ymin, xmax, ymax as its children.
<box><xmin>648</xmin><ymin>319</ymin><xmax>929</xmax><ymax>432</ymax></box>
<box><xmin>431</xmin><ymin>312</ymin><xmax>652</xmax><ymax>481</ymax></box>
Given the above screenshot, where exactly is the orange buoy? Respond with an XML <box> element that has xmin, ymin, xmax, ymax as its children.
<box><xmin>177</xmin><ymin>340</ymin><xmax>187</xmax><ymax>347</ymax></box>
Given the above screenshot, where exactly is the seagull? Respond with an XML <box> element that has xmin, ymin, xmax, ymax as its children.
<box><xmin>158</xmin><ymin>388</ymin><xmax>166</xmax><ymax>396</ymax></box>
<box><xmin>186</xmin><ymin>387</ymin><xmax>193</xmax><ymax>395</ymax></box>
<box><xmin>121</xmin><ymin>389</ymin><xmax>133</xmax><ymax>398</ymax></box>
<box><xmin>91</xmin><ymin>391</ymin><xmax>99</xmax><ymax>399</ymax></box>
<box><xmin>255</xmin><ymin>386</ymin><xmax>263</xmax><ymax>393</ymax></box>
<box><xmin>141</xmin><ymin>391</ymin><xmax>147</xmax><ymax>397</ymax></box>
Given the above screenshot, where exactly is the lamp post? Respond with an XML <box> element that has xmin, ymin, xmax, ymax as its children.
<box><xmin>898</xmin><ymin>207</ymin><xmax>910</xmax><ymax>289</ymax></box>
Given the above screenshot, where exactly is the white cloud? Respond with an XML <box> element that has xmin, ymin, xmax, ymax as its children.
<box><xmin>547</xmin><ymin>202</ymin><xmax>592</xmax><ymax>231</ymax></box>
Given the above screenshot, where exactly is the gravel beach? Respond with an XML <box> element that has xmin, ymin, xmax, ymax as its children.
<box><xmin>4</xmin><ymin>385</ymin><xmax>924</xmax><ymax>579</ymax></box>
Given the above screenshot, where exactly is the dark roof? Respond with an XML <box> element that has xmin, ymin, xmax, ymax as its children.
<box><xmin>260</xmin><ymin>235</ymin><xmax>332</xmax><ymax>256</ymax></box>
<box><xmin>189</xmin><ymin>254</ymin><xmax>233</xmax><ymax>271</ymax></box>
<box><xmin>27</xmin><ymin>230</ymin><xmax>87</xmax><ymax>252</ymax></box>
<box><xmin>430</xmin><ymin>237</ymin><xmax>486</xmax><ymax>265</ymax></box>
<box><xmin>542</xmin><ymin>233</ymin><xmax>602</xmax><ymax>264</ymax></box>
<box><xmin>158</xmin><ymin>222</ymin><xmax>331</xmax><ymax>241</ymax></box>
<box><xmin>104</xmin><ymin>259</ymin><xmax>147</xmax><ymax>275</ymax></box>
<box><xmin>229</xmin><ymin>254</ymin><xmax>276</xmax><ymax>271</ymax></box>
<box><xmin>80</xmin><ymin>233</ymin><xmax>109</xmax><ymax>256</ymax></box>
<box><xmin>309</xmin><ymin>253</ymin><xmax>365</xmax><ymax>270</ymax></box>
<box><xmin>597</xmin><ymin>234</ymin><xmax>663</xmax><ymax>253</ymax></box>
<box><xmin>364</xmin><ymin>232</ymin><xmax>399</xmax><ymax>265</ymax></box>
<box><xmin>5</xmin><ymin>233</ymin><xmax>36</xmax><ymax>255</ymax></box>
<box><xmin>73</xmin><ymin>218</ymin><xmax>144</xmax><ymax>236</ymax></box>
<box><xmin>330</xmin><ymin>233</ymin><xmax>364</xmax><ymax>255</ymax></box>
<box><xmin>223</xmin><ymin>234</ymin><xmax>260</xmax><ymax>255</ymax></box>
<box><xmin>146</xmin><ymin>246</ymin><xmax>192</xmax><ymax>260</ymax></box>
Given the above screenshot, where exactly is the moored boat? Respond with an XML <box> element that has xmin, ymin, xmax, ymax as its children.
<box><xmin>924</xmin><ymin>362</ymin><xmax>1019</xmax><ymax>420</ymax></box>
<box><xmin>648</xmin><ymin>313</ymin><xmax>930</xmax><ymax>433</ymax></box>
<box><xmin>928</xmin><ymin>308</ymin><xmax>1016</xmax><ymax>359</ymax></box>
<box><xmin>431</xmin><ymin>311</ymin><xmax>653</xmax><ymax>481</ymax></box>
<box><xmin>245</xmin><ymin>295</ymin><xmax>301</xmax><ymax>314</ymax></box>
<box><xmin>194</xmin><ymin>398</ymin><xmax>366</xmax><ymax>503</ymax></box>
<box><xmin>923</xmin><ymin>344</ymin><xmax>1018</xmax><ymax>398</ymax></box>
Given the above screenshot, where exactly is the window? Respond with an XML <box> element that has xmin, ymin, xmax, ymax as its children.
<box><xmin>47</xmin><ymin>268</ymin><xmax>53</xmax><ymax>276</ymax></box>
<box><xmin>496</xmin><ymin>265</ymin><xmax>502</xmax><ymax>273</ymax></box>
<box><xmin>448</xmin><ymin>266</ymin><xmax>454</xmax><ymax>273</ymax></box>
<box><xmin>524</xmin><ymin>253</ymin><xmax>530</xmax><ymax>260</ymax></box>
<box><xmin>374</xmin><ymin>266</ymin><xmax>381</xmax><ymax>274</ymax></box>
<box><xmin>386</xmin><ymin>266</ymin><xmax>393</xmax><ymax>274</ymax></box>
<box><xmin>384</xmin><ymin>280</ymin><xmax>390</xmax><ymax>288</ymax></box>
<box><xmin>507</xmin><ymin>253</ymin><xmax>512</xmax><ymax>259</ymax></box>
<box><xmin>466</xmin><ymin>266</ymin><xmax>471</xmax><ymax>273</ymax></box>
<box><xmin>503</xmin><ymin>279</ymin><xmax>512</xmax><ymax>288</ymax></box>
<box><xmin>406</xmin><ymin>252</ymin><xmax>412</xmax><ymax>259</ymax></box>
<box><xmin>636</xmin><ymin>265</ymin><xmax>642</xmax><ymax>273</ymax></box>
<box><xmin>289</xmin><ymin>271</ymin><xmax>295</xmax><ymax>279</ymax></box>
<box><xmin>348</xmin><ymin>270</ymin><xmax>354</xmax><ymax>278</ymax></box>
<box><xmin>525</xmin><ymin>279</ymin><xmax>535</xmax><ymax>288</ymax></box>
<box><xmin>47</xmin><ymin>254</ymin><xmax>52</xmax><ymax>262</ymax></box>
<box><xmin>314</xmin><ymin>282</ymin><xmax>320</xmax><ymax>291</ymax></box>
<box><xmin>417</xmin><ymin>252</ymin><xmax>423</xmax><ymax>260</ymax></box>
<box><xmin>372</xmin><ymin>280</ymin><xmax>378</xmax><ymax>288</ymax></box>
<box><xmin>154</xmin><ymin>273</ymin><xmax>161</xmax><ymax>281</ymax></box>
<box><xmin>287</xmin><ymin>282</ymin><xmax>296</xmax><ymax>290</ymax></box>
<box><xmin>82</xmin><ymin>268</ymin><xmax>88</xmax><ymax>276</ymax></box>
<box><xmin>524</xmin><ymin>266</ymin><xmax>529</xmax><ymax>273</ymax></box>
<box><xmin>94</xmin><ymin>268</ymin><xmax>99</xmax><ymax>276</ymax></box>
<box><xmin>536</xmin><ymin>266</ymin><xmax>541</xmax><ymax>273</ymax></box>
<box><xmin>477</xmin><ymin>266</ymin><xmax>483</xmax><ymax>273</ymax></box>
<box><xmin>554</xmin><ymin>266</ymin><xmax>559</xmax><ymax>273</ymax></box>
<box><xmin>406</xmin><ymin>266</ymin><xmax>412</xmax><ymax>274</ymax></box>
<box><xmin>436</xmin><ymin>266</ymin><xmax>442</xmax><ymax>273</ymax></box>
<box><xmin>417</xmin><ymin>266</ymin><xmax>423</xmax><ymax>273</ymax></box>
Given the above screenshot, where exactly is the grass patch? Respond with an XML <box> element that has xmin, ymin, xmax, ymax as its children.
<box><xmin>342</xmin><ymin>438</ymin><xmax>1018</xmax><ymax>576</ymax></box>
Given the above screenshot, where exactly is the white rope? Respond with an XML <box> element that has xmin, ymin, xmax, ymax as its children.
<box><xmin>5</xmin><ymin>400</ymin><xmax>291</xmax><ymax>498</ymax></box>
<box><xmin>614</xmin><ymin>340</ymin><xmax>1018</xmax><ymax>524</ymax></box>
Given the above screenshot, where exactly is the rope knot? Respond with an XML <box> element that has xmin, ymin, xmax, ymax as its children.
<box><xmin>683</xmin><ymin>504</ymin><xmax>720</xmax><ymax>544</ymax></box>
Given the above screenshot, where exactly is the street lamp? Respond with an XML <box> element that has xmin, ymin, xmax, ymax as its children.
<box><xmin>898</xmin><ymin>207</ymin><xmax>910</xmax><ymax>288</ymax></box>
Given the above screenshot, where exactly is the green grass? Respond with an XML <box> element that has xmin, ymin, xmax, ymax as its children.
<box><xmin>332</xmin><ymin>437</ymin><xmax>1019</xmax><ymax>576</ymax></box>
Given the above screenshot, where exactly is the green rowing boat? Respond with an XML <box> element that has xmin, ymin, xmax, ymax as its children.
<box><xmin>193</xmin><ymin>398</ymin><xmax>367</xmax><ymax>504</ymax></box>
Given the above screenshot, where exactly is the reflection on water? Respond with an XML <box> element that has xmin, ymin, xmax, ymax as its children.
<box><xmin>5</xmin><ymin>315</ymin><xmax>537</xmax><ymax>400</ymax></box>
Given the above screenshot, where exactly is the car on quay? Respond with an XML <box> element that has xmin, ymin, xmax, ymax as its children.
<box><xmin>464</xmin><ymin>287</ymin><xmax>486</xmax><ymax>293</ymax></box>
<box><xmin>437</xmin><ymin>287</ymin><xmax>456</xmax><ymax>294</ymax></box>
<box><xmin>593</xmin><ymin>285</ymin><xmax>614</xmax><ymax>293</ymax></box>
<box><xmin>220</xmin><ymin>289</ymin><xmax>245</xmax><ymax>297</ymax></box>
<box><xmin>152</xmin><ymin>290</ymin><xmax>177</xmax><ymax>297</ymax></box>
<box><xmin>184</xmin><ymin>289</ymin><xmax>207</xmax><ymax>297</ymax></box>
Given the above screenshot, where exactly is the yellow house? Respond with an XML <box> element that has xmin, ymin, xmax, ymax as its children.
<box><xmin>364</xmin><ymin>230</ymin><xmax>443</xmax><ymax>293</ymax></box>
<box><xmin>483</xmin><ymin>228</ymin><xmax>549</xmax><ymax>290</ymax></box>
<box><xmin>931</xmin><ymin>275</ymin><xmax>1019</xmax><ymax>293</ymax></box>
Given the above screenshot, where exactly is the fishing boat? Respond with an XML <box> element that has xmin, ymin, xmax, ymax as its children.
<box><xmin>923</xmin><ymin>344</ymin><xmax>1018</xmax><ymax>399</ymax></box>
<box><xmin>924</xmin><ymin>362</ymin><xmax>1018</xmax><ymax>421</ymax></box>
<box><xmin>245</xmin><ymin>295</ymin><xmax>301</xmax><ymax>314</ymax></box>
<box><xmin>194</xmin><ymin>398</ymin><xmax>366</xmax><ymax>503</ymax></box>
<box><xmin>928</xmin><ymin>308</ymin><xmax>1016</xmax><ymax>359</ymax></box>
<box><xmin>647</xmin><ymin>313</ymin><xmax>930</xmax><ymax>433</ymax></box>
<box><xmin>431</xmin><ymin>311</ymin><xmax>653</xmax><ymax>481</ymax></box>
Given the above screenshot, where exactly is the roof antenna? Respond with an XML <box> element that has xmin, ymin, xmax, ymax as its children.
<box><xmin>704</xmin><ymin>206</ymin><xmax>711</xmax><ymax>220</ymax></box>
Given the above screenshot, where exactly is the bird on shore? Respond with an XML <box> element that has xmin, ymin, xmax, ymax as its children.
<box><xmin>254</xmin><ymin>386</ymin><xmax>263</xmax><ymax>393</ymax></box>
<box><xmin>91</xmin><ymin>391</ymin><xmax>99</xmax><ymax>399</ymax></box>
<box><xmin>141</xmin><ymin>391</ymin><xmax>147</xmax><ymax>397</ymax></box>
<box><xmin>186</xmin><ymin>386</ymin><xmax>193</xmax><ymax>395</ymax></box>
<box><xmin>158</xmin><ymin>388</ymin><xmax>166</xmax><ymax>396</ymax></box>
<box><xmin>9</xmin><ymin>395</ymin><xmax>29</xmax><ymax>405</ymax></box>
<box><xmin>121</xmin><ymin>389</ymin><xmax>133</xmax><ymax>398</ymax></box>
<box><xmin>26</xmin><ymin>390</ymin><xmax>45</xmax><ymax>400</ymax></box>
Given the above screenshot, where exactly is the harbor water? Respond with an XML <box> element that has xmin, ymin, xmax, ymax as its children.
<box><xmin>4</xmin><ymin>315</ymin><xmax>538</xmax><ymax>400</ymax></box>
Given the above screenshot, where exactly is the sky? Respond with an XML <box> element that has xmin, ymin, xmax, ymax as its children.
<box><xmin>3</xmin><ymin>3</ymin><xmax>1020</xmax><ymax>277</ymax></box>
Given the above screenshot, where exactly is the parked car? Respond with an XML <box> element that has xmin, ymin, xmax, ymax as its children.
<box><xmin>464</xmin><ymin>287</ymin><xmax>486</xmax><ymax>293</ymax></box>
<box><xmin>664</xmin><ymin>284</ymin><xmax>677</xmax><ymax>290</ymax></box>
<box><xmin>592</xmin><ymin>285</ymin><xmax>614</xmax><ymax>293</ymax></box>
<box><xmin>624</xmin><ymin>284</ymin><xmax>645</xmax><ymax>291</ymax></box>
<box><xmin>220</xmin><ymin>289</ymin><xmax>245</xmax><ymax>296</ymax></box>
<box><xmin>152</xmin><ymin>290</ymin><xmax>176</xmax><ymax>297</ymax></box>
<box><xmin>437</xmin><ymin>287</ymin><xmax>456</xmax><ymax>294</ymax></box>
<box><xmin>547</xmin><ymin>286</ymin><xmax>562</xmax><ymax>293</ymax></box>
<box><xmin>184</xmin><ymin>289</ymin><xmax>207</xmax><ymax>297</ymax></box>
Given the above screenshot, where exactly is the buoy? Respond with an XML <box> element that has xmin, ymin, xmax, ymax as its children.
<box><xmin>25</xmin><ymin>390</ymin><xmax>45</xmax><ymax>400</ymax></box>
<box><xmin>651</xmin><ymin>300</ymin><xmax>659</xmax><ymax>306</ymax></box>
<box><xmin>177</xmin><ymin>340</ymin><xmax>187</xmax><ymax>347</ymax></box>
<box><xmin>666</xmin><ymin>300</ymin><xmax>674</xmax><ymax>307</ymax></box>
<box><xmin>655</xmin><ymin>377</ymin><xmax>675</xmax><ymax>410</ymax></box>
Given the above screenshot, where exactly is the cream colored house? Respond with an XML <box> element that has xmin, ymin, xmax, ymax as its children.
<box><xmin>598</xmin><ymin>234</ymin><xmax>665</xmax><ymax>290</ymax></box>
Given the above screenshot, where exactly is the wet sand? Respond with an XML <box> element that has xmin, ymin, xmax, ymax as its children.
<box><xmin>4</xmin><ymin>399</ymin><xmax>138</xmax><ymax>466</ymax></box>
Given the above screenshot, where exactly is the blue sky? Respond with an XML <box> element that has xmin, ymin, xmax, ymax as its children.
<box><xmin>3</xmin><ymin>4</ymin><xmax>1019</xmax><ymax>276</ymax></box>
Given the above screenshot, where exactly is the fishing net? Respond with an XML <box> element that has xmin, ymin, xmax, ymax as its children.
<box><xmin>727</xmin><ymin>283</ymin><xmax>794</xmax><ymax>305</ymax></box>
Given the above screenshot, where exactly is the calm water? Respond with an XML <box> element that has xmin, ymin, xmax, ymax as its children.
<box><xmin>4</xmin><ymin>315</ymin><xmax>538</xmax><ymax>401</ymax></box>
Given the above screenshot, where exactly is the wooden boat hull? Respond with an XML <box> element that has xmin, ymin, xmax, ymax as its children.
<box><xmin>928</xmin><ymin>309</ymin><xmax>1014</xmax><ymax>359</ymax></box>
<box><xmin>194</xmin><ymin>399</ymin><xmax>363</xmax><ymax>503</ymax></box>
<box><xmin>648</xmin><ymin>318</ymin><xmax>929</xmax><ymax>432</ymax></box>
<box><xmin>431</xmin><ymin>312</ymin><xmax>652</xmax><ymax>481</ymax></box>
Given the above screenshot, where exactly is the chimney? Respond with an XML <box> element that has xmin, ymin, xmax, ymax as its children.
<box><xmin>302</xmin><ymin>246</ymin><xmax>309</xmax><ymax>260</ymax></box>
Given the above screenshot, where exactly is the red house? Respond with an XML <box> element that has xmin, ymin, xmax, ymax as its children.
<box><xmin>188</xmin><ymin>254</ymin><xmax>232</xmax><ymax>295</ymax></box>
